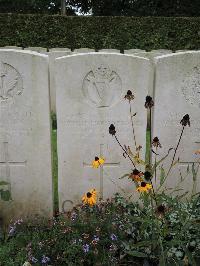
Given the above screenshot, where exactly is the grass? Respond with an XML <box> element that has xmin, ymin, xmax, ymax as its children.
<box><xmin>51</xmin><ymin>128</ymin><xmax>58</xmax><ymax>214</ymax></box>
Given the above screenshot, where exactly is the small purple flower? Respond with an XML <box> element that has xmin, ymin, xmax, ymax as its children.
<box><xmin>14</xmin><ymin>218</ymin><xmax>23</xmax><ymax>226</ymax></box>
<box><xmin>30</xmin><ymin>256</ymin><xmax>38</xmax><ymax>263</ymax></box>
<box><xmin>93</xmin><ymin>235</ymin><xmax>99</xmax><ymax>242</ymax></box>
<box><xmin>8</xmin><ymin>226</ymin><xmax>16</xmax><ymax>236</ymax></box>
<box><xmin>83</xmin><ymin>244</ymin><xmax>90</xmax><ymax>253</ymax></box>
<box><xmin>71</xmin><ymin>212</ymin><xmax>77</xmax><ymax>221</ymax></box>
<box><xmin>41</xmin><ymin>255</ymin><xmax>50</xmax><ymax>264</ymax></box>
<box><xmin>110</xmin><ymin>233</ymin><xmax>117</xmax><ymax>241</ymax></box>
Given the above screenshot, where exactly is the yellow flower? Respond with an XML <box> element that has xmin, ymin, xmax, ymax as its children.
<box><xmin>92</xmin><ymin>157</ymin><xmax>105</xmax><ymax>168</ymax></box>
<box><xmin>82</xmin><ymin>189</ymin><xmax>97</xmax><ymax>206</ymax></box>
<box><xmin>137</xmin><ymin>182</ymin><xmax>152</xmax><ymax>193</ymax></box>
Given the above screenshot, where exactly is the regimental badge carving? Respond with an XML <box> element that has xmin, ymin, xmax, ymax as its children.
<box><xmin>0</xmin><ymin>62</ymin><xmax>23</xmax><ymax>101</ymax></box>
<box><xmin>82</xmin><ymin>64</ymin><xmax>122</xmax><ymax>107</ymax></box>
<box><xmin>181</xmin><ymin>66</ymin><xmax>200</xmax><ymax>108</ymax></box>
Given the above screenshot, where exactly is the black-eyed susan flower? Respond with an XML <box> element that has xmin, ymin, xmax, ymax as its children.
<box><xmin>129</xmin><ymin>168</ymin><xmax>143</xmax><ymax>182</ymax></box>
<box><xmin>82</xmin><ymin>189</ymin><xmax>97</xmax><ymax>206</ymax></box>
<box><xmin>109</xmin><ymin>124</ymin><xmax>116</xmax><ymax>135</ymax></box>
<box><xmin>180</xmin><ymin>114</ymin><xmax>190</xmax><ymax>127</ymax></box>
<box><xmin>124</xmin><ymin>90</ymin><xmax>135</xmax><ymax>101</ymax></box>
<box><xmin>136</xmin><ymin>182</ymin><xmax>152</xmax><ymax>193</ymax></box>
<box><xmin>144</xmin><ymin>96</ymin><xmax>154</xmax><ymax>109</ymax></box>
<box><xmin>92</xmin><ymin>157</ymin><xmax>105</xmax><ymax>168</ymax></box>
<box><xmin>152</xmin><ymin>137</ymin><xmax>162</xmax><ymax>148</ymax></box>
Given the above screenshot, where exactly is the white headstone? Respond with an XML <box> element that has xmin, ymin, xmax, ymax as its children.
<box><xmin>24</xmin><ymin>47</ymin><xmax>47</xmax><ymax>53</ymax></box>
<box><xmin>48</xmin><ymin>51</ymin><xmax>72</xmax><ymax>112</ymax></box>
<box><xmin>55</xmin><ymin>53</ymin><xmax>152</xmax><ymax>211</ymax></box>
<box><xmin>73</xmin><ymin>48</ymin><xmax>95</xmax><ymax>53</ymax></box>
<box><xmin>124</xmin><ymin>49</ymin><xmax>146</xmax><ymax>54</ymax></box>
<box><xmin>49</xmin><ymin>48</ymin><xmax>71</xmax><ymax>52</ymax></box>
<box><xmin>99</xmin><ymin>49</ymin><xmax>120</xmax><ymax>53</ymax></box>
<box><xmin>152</xmin><ymin>51</ymin><xmax>200</xmax><ymax>195</ymax></box>
<box><xmin>0</xmin><ymin>50</ymin><xmax>53</xmax><ymax>223</ymax></box>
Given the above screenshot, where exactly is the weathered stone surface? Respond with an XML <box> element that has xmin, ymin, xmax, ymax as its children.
<box><xmin>55</xmin><ymin>53</ymin><xmax>151</xmax><ymax>211</ymax></box>
<box><xmin>24</xmin><ymin>47</ymin><xmax>47</xmax><ymax>53</ymax></box>
<box><xmin>48</xmin><ymin>51</ymin><xmax>72</xmax><ymax>112</ymax></box>
<box><xmin>152</xmin><ymin>51</ymin><xmax>200</xmax><ymax>195</ymax></box>
<box><xmin>124</xmin><ymin>49</ymin><xmax>146</xmax><ymax>54</ymax></box>
<box><xmin>99</xmin><ymin>49</ymin><xmax>120</xmax><ymax>53</ymax></box>
<box><xmin>73</xmin><ymin>48</ymin><xmax>95</xmax><ymax>53</ymax></box>
<box><xmin>49</xmin><ymin>48</ymin><xmax>71</xmax><ymax>52</ymax></box>
<box><xmin>0</xmin><ymin>50</ymin><xmax>53</xmax><ymax>224</ymax></box>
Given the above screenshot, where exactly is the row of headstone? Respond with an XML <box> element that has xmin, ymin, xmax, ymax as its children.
<box><xmin>0</xmin><ymin>47</ymin><xmax>190</xmax><ymax>112</ymax></box>
<box><xmin>0</xmin><ymin>49</ymin><xmax>199</xmax><ymax>224</ymax></box>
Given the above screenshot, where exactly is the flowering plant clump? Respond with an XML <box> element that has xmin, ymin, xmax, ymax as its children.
<box><xmin>80</xmin><ymin>89</ymin><xmax>200</xmax><ymax>265</ymax></box>
<box><xmin>0</xmin><ymin>194</ymin><xmax>199</xmax><ymax>265</ymax></box>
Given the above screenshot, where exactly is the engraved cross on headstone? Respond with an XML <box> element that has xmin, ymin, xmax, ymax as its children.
<box><xmin>0</xmin><ymin>142</ymin><xmax>26</xmax><ymax>179</ymax></box>
<box><xmin>83</xmin><ymin>144</ymin><xmax>120</xmax><ymax>199</ymax></box>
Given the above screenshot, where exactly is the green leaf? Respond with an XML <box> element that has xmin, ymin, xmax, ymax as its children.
<box><xmin>0</xmin><ymin>190</ymin><xmax>11</xmax><ymax>201</ymax></box>
<box><xmin>126</xmin><ymin>250</ymin><xmax>148</xmax><ymax>258</ymax></box>
<box><xmin>160</xmin><ymin>166</ymin><xmax>166</xmax><ymax>186</ymax></box>
<box><xmin>0</xmin><ymin>181</ymin><xmax>10</xmax><ymax>186</ymax></box>
<box><xmin>192</xmin><ymin>163</ymin><xmax>197</xmax><ymax>182</ymax></box>
<box><xmin>152</xmin><ymin>148</ymin><xmax>173</xmax><ymax>173</ymax></box>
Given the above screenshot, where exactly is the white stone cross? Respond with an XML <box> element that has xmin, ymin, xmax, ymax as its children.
<box><xmin>0</xmin><ymin>142</ymin><xmax>26</xmax><ymax>179</ymax></box>
<box><xmin>83</xmin><ymin>144</ymin><xmax>120</xmax><ymax>199</ymax></box>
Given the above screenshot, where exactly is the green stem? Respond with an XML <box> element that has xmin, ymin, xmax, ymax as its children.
<box><xmin>166</xmin><ymin>126</ymin><xmax>185</xmax><ymax>177</ymax></box>
<box><xmin>154</xmin><ymin>147</ymin><xmax>157</xmax><ymax>185</ymax></box>
<box><xmin>114</xmin><ymin>135</ymin><xmax>136</xmax><ymax>167</ymax></box>
<box><xmin>129</xmin><ymin>102</ymin><xmax>137</xmax><ymax>150</ymax></box>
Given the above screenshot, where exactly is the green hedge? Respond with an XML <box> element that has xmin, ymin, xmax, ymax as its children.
<box><xmin>0</xmin><ymin>14</ymin><xmax>200</xmax><ymax>50</ymax></box>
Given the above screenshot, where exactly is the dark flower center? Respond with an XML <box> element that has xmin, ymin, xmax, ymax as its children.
<box><xmin>87</xmin><ymin>192</ymin><xmax>92</xmax><ymax>198</ymax></box>
<box><xmin>141</xmin><ymin>182</ymin><xmax>146</xmax><ymax>187</ymax></box>
<box><xmin>95</xmin><ymin>157</ymin><xmax>99</xmax><ymax>161</ymax></box>
<box><xmin>157</xmin><ymin>205</ymin><xmax>165</xmax><ymax>213</ymax></box>
<box><xmin>132</xmin><ymin>168</ymin><xmax>140</xmax><ymax>175</ymax></box>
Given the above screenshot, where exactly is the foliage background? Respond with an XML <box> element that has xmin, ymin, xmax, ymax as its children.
<box><xmin>0</xmin><ymin>14</ymin><xmax>200</xmax><ymax>50</ymax></box>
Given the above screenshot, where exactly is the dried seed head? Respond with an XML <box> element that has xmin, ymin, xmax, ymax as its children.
<box><xmin>124</xmin><ymin>90</ymin><xmax>135</xmax><ymax>101</ymax></box>
<box><xmin>152</xmin><ymin>137</ymin><xmax>162</xmax><ymax>148</ymax></box>
<box><xmin>180</xmin><ymin>114</ymin><xmax>190</xmax><ymax>127</ymax></box>
<box><xmin>145</xmin><ymin>96</ymin><xmax>154</xmax><ymax>109</ymax></box>
<box><xmin>109</xmin><ymin>124</ymin><xmax>116</xmax><ymax>135</ymax></box>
